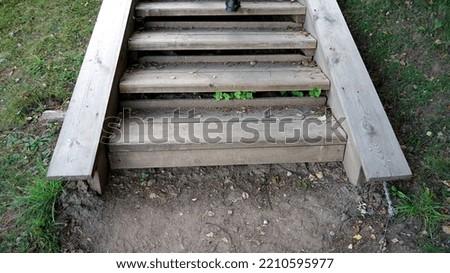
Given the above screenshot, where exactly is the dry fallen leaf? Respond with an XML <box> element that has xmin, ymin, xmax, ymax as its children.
<box><xmin>315</xmin><ymin>172</ymin><xmax>324</xmax><ymax>179</ymax></box>
<box><xmin>442</xmin><ymin>225</ymin><xmax>450</xmax><ymax>235</ymax></box>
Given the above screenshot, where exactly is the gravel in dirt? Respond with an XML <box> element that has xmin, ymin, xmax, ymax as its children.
<box><xmin>57</xmin><ymin>163</ymin><xmax>420</xmax><ymax>253</ymax></box>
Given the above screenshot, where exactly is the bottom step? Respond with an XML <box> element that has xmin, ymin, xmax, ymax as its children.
<box><xmin>107</xmin><ymin>98</ymin><xmax>347</xmax><ymax>169</ymax></box>
<box><xmin>109</xmin><ymin>146</ymin><xmax>345</xmax><ymax>169</ymax></box>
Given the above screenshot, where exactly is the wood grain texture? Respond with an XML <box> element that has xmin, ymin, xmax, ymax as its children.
<box><xmin>136</xmin><ymin>1</ymin><xmax>306</xmax><ymax>17</ymax></box>
<box><xmin>121</xmin><ymin>97</ymin><xmax>326</xmax><ymax>110</ymax></box>
<box><xmin>139</xmin><ymin>54</ymin><xmax>311</xmax><ymax>64</ymax></box>
<box><xmin>88</xmin><ymin>144</ymin><xmax>109</xmax><ymax>194</ymax></box>
<box><xmin>120</xmin><ymin>63</ymin><xmax>330</xmax><ymax>93</ymax></box>
<box><xmin>109</xmin><ymin>145</ymin><xmax>345</xmax><ymax>169</ymax></box>
<box><xmin>303</xmin><ymin>0</ymin><xmax>411</xmax><ymax>182</ymax></box>
<box><xmin>144</xmin><ymin>21</ymin><xmax>303</xmax><ymax>30</ymax></box>
<box><xmin>47</xmin><ymin>0</ymin><xmax>135</xmax><ymax>180</ymax></box>
<box><xmin>128</xmin><ymin>30</ymin><xmax>317</xmax><ymax>51</ymax></box>
<box><xmin>108</xmin><ymin>111</ymin><xmax>347</xmax><ymax>150</ymax></box>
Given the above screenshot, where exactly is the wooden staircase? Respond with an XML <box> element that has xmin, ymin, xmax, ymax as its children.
<box><xmin>48</xmin><ymin>0</ymin><xmax>412</xmax><ymax>194</ymax></box>
<box><xmin>109</xmin><ymin>0</ymin><xmax>343</xmax><ymax>169</ymax></box>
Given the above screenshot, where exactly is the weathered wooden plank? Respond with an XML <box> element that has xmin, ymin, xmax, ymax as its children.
<box><xmin>121</xmin><ymin>97</ymin><xmax>326</xmax><ymax>110</ymax></box>
<box><xmin>109</xmin><ymin>145</ymin><xmax>345</xmax><ymax>169</ymax></box>
<box><xmin>88</xmin><ymin>143</ymin><xmax>109</xmax><ymax>194</ymax></box>
<box><xmin>136</xmin><ymin>1</ymin><xmax>306</xmax><ymax>17</ymax></box>
<box><xmin>144</xmin><ymin>21</ymin><xmax>303</xmax><ymax>30</ymax></box>
<box><xmin>140</xmin><ymin>54</ymin><xmax>311</xmax><ymax>64</ymax></box>
<box><xmin>108</xmin><ymin>110</ymin><xmax>347</xmax><ymax>150</ymax></box>
<box><xmin>128</xmin><ymin>30</ymin><xmax>317</xmax><ymax>51</ymax></box>
<box><xmin>47</xmin><ymin>0</ymin><xmax>135</xmax><ymax>180</ymax></box>
<box><xmin>120</xmin><ymin>63</ymin><xmax>330</xmax><ymax>93</ymax></box>
<box><xmin>303</xmin><ymin>0</ymin><xmax>412</xmax><ymax>182</ymax></box>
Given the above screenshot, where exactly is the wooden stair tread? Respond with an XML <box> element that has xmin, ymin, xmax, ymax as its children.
<box><xmin>128</xmin><ymin>30</ymin><xmax>316</xmax><ymax>51</ymax></box>
<box><xmin>136</xmin><ymin>0</ymin><xmax>306</xmax><ymax>17</ymax></box>
<box><xmin>139</xmin><ymin>54</ymin><xmax>312</xmax><ymax>64</ymax></box>
<box><xmin>109</xmin><ymin>146</ymin><xmax>345</xmax><ymax>169</ymax></box>
<box><xmin>120</xmin><ymin>63</ymin><xmax>330</xmax><ymax>93</ymax></box>
<box><xmin>145</xmin><ymin>21</ymin><xmax>303</xmax><ymax>30</ymax></box>
<box><xmin>108</xmin><ymin>107</ymin><xmax>347</xmax><ymax>149</ymax></box>
<box><xmin>121</xmin><ymin>97</ymin><xmax>327</xmax><ymax>110</ymax></box>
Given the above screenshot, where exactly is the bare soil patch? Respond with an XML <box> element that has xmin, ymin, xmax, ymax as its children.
<box><xmin>57</xmin><ymin>163</ymin><xmax>420</xmax><ymax>253</ymax></box>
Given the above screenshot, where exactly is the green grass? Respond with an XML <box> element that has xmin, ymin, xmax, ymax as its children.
<box><xmin>392</xmin><ymin>186</ymin><xmax>448</xmax><ymax>237</ymax></box>
<box><xmin>0</xmin><ymin>123</ymin><xmax>63</xmax><ymax>252</ymax></box>
<box><xmin>0</xmin><ymin>0</ymin><xmax>101</xmax><ymax>129</ymax></box>
<box><xmin>340</xmin><ymin>0</ymin><xmax>449</xmax><ymax>251</ymax></box>
<box><xmin>0</xmin><ymin>0</ymin><xmax>101</xmax><ymax>252</ymax></box>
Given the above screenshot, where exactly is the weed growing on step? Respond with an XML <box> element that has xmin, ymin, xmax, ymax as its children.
<box><xmin>279</xmin><ymin>89</ymin><xmax>322</xmax><ymax>98</ymax></box>
<box><xmin>309</xmin><ymin>87</ymin><xmax>322</xmax><ymax>98</ymax></box>
<box><xmin>214</xmin><ymin>91</ymin><xmax>254</xmax><ymax>101</ymax></box>
<box><xmin>291</xmin><ymin>91</ymin><xmax>304</xmax><ymax>97</ymax></box>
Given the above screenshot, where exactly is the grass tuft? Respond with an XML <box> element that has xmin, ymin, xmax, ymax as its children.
<box><xmin>392</xmin><ymin>186</ymin><xmax>448</xmax><ymax>237</ymax></box>
<box><xmin>14</xmin><ymin>176</ymin><xmax>63</xmax><ymax>252</ymax></box>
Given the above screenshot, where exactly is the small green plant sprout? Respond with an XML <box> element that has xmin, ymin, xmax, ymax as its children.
<box><xmin>214</xmin><ymin>91</ymin><xmax>232</xmax><ymax>101</ymax></box>
<box><xmin>290</xmin><ymin>90</ymin><xmax>304</xmax><ymax>97</ymax></box>
<box><xmin>298</xmin><ymin>179</ymin><xmax>308</xmax><ymax>190</ymax></box>
<box><xmin>309</xmin><ymin>87</ymin><xmax>322</xmax><ymax>98</ymax></box>
<box><xmin>433</xmin><ymin>20</ymin><xmax>443</xmax><ymax>31</ymax></box>
<box><xmin>233</xmin><ymin>91</ymin><xmax>253</xmax><ymax>100</ymax></box>
<box><xmin>213</xmin><ymin>91</ymin><xmax>222</xmax><ymax>101</ymax></box>
<box><xmin>140</xmin><ymin>172</ymin><xmax>150</xmax><ymax>185</ymax></box>
<box><xmin>214</xmin><ymin>91</ymin><xmax>253</xmax><ymax>101</ymax></box>
<box><xmin>280</xmin><ymin>91</ymin><xmax>287</xmax><ymax>96</ymax></box>
<box><xmin>214</xmin><ymin>91</ymin><xmax>223</xmax><ymax>101</ymax></box>
<box><xmin>223</xmin><ymin>93</ymin><xmax>232</xmax><ymax>100</ymax></box>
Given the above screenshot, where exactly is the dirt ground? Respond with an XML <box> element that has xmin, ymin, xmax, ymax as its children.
<box><xmin>57</xmin><ymin>163</ymin><xmax>421</xmax><ymax>253</ymax></box>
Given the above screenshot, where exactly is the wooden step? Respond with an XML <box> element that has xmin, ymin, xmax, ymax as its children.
<box><xmin>139</xmin><ymin>54</ymin><xmax>312</xmax><ymax>65</ymax></box>
<box><xmin>144</xmin><ymin>21</ymin><xmax>303</xmax><ymax>30</ymax></box>
<box><xmin>108</xmin><ymin>103</ymin><xmax>347</xmax><ymax>169</ymax></box>
<box><xmin>121</xmin><ymin>97</ymin><xmax>327</xmax><ymax>110</ymax></box>
<box><xmin>119</xmin><ymin>63</ymin><xmax>330</xmax><ymax>93</ymax></box>
<box><xmin>128</xmin><ymin>30</ymin><xmax>316</xmax><ymax>51</ymax></box>
<box><xmin>135</xmin><ymin>1</ymin><xmax>306</xmax><ymax>17</ymax></box>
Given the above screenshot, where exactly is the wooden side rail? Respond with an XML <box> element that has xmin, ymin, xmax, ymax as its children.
<box><xmin>302</xmin><ymin>0</ymin><xmax>412</xmax><ymax>184</ymax></box>
<box><xmin>47</xmin><ymin>0</ymin><xmax>136</xmax><ymax>193</ymax></box>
